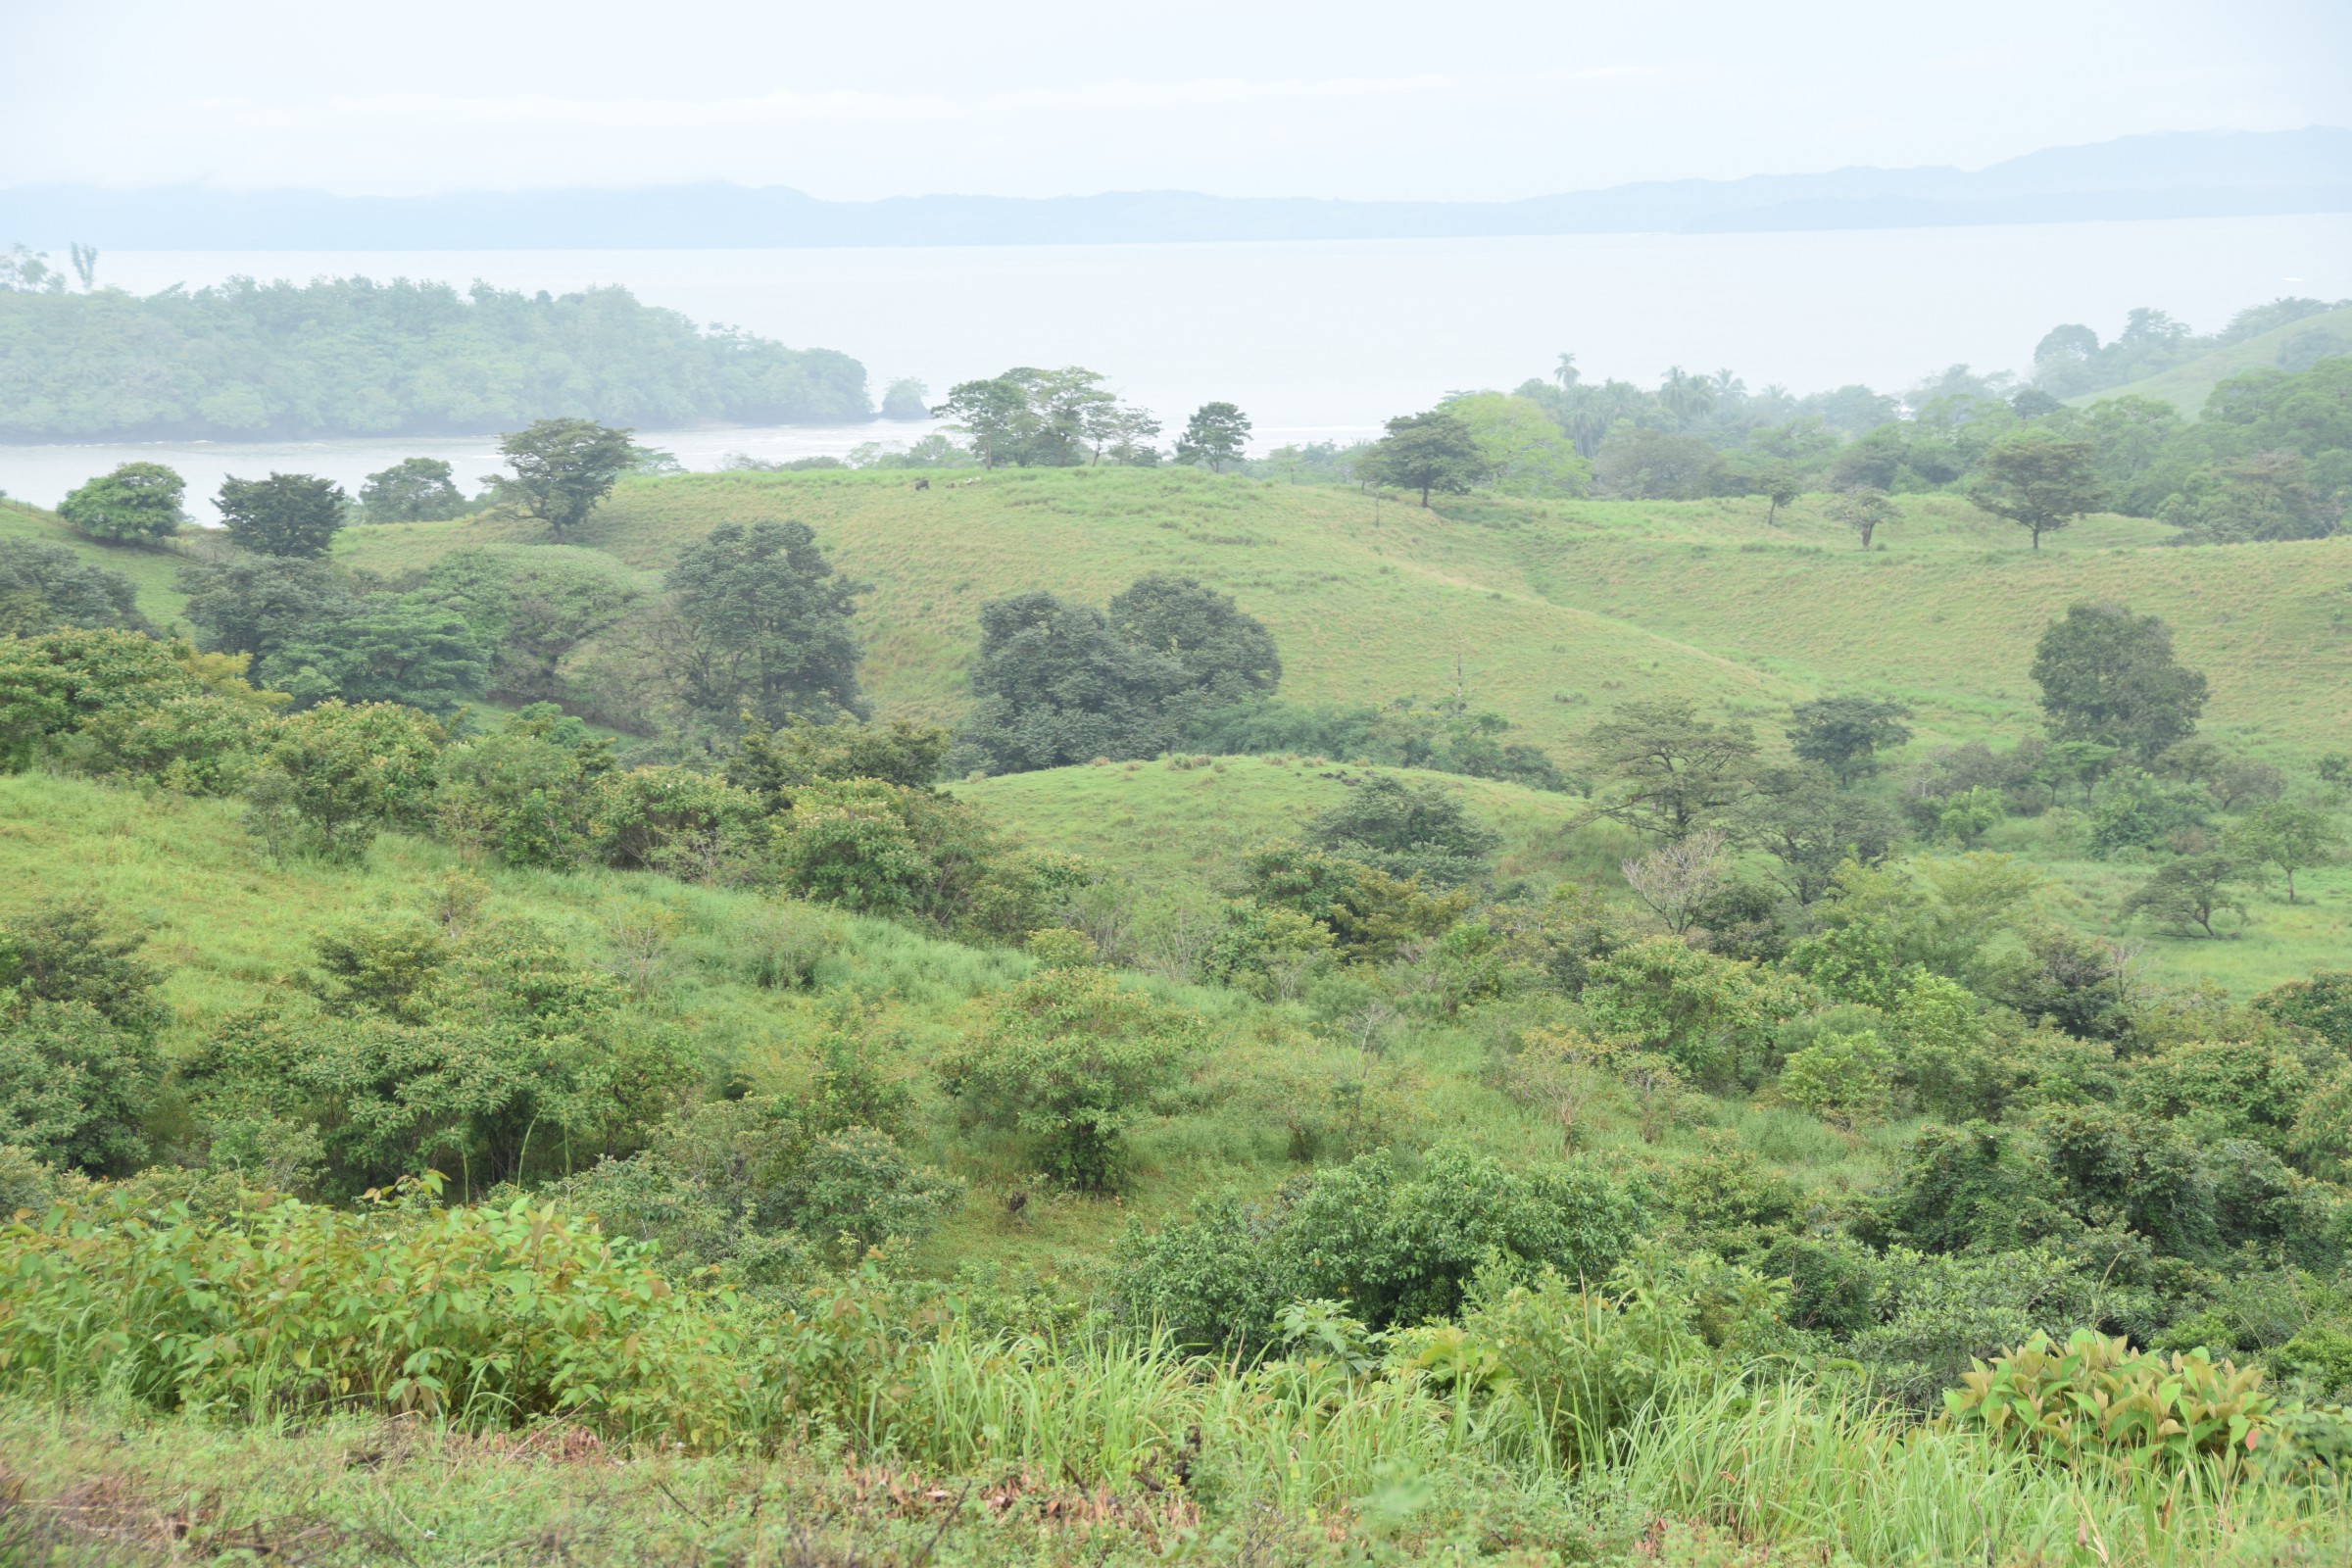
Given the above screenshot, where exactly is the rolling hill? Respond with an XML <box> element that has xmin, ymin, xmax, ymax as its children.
<box><xmin>2067</xmin><ymin>302</ymin><xmax>2352</xmax><ymax>416</ymax></box>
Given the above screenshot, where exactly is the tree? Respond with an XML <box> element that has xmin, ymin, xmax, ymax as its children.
<box><xmin>57</xmin><ymin>462</ymin><xmax>184</xmax><ymax>543</ymax></box>
<box><xmin>1359</xmin><ymin>410</ymin><xmax>1488</xmax><ymax>505</ymax></box>
<box><xmin>1175</xmin><ymin>402</ymin><xmax>1251</xmax><ymax>472</ymax></box>
<box><xmin>1757</xmin><ymin>463</ymin><xmax>1802</xmax><ymax>525</ymax></box>
<box><xmin>1304</xmin><ymin>773</ymin><xmax>1500</xmax><ymax>887</ymax></box>
<box><xmin>178</xmin><ymin>557</ymin><xmax>356</xmax><ymax>661</ymax></box>
<box><xmin>2031</xmin><ymin>603</ymin><xmax>2209</xmax><ymax>762</ymax></box>
<box><xmin>265</xmin><ymin>598</ymin><xmax>491</xmax><ymax>715</ymax></box>
<box><xmin>2121</xmin><ymin>854</ymin><xmax>2248</xmax><ymax>939</ymax></box>
<box><xmin>939</xmin><ymin>968</ymin><xmax>1203</xmax><ymax>1191</ymax></box>
<box><xmin>1621</xmin><ymin>829</ymin><xmax>1728</xmax><ymax>933</ymax></box>
<box><xmin>244</xmin><ymin>701</ymin><xmax>444</xmax><ymax>862</ymax></box>
<box><xmin>1582</xmin><ymin>698</ymin><xmax>1760</xmax><ymax>840</ymax></box>
<box><xmin>933</xmin><ymin>374</ymin><xmax>1035</xmax><ymax>467</ymax></box>
<box><xmin>956</xmin><ymin>592</ymin><xmax>1190</xmax><ymax>773</ymax></box>
<box><xmin>1788</xmin><ymin>695</ymin><xmax>1913</xmax><ymax>782</ymax></box>
<box><xmin>492</xmin><ymin>419</ymin><xmax>638</xmax><ymax>540</ymax></box>
<box><xmin>1968</xmin><ymin>432</ymin><xmax>2103</xmax><ymax>550</ymax></box>
<box><xmin>1735</xmin><ymin>765</ymin><xmax>1899</xmax><ymax>905</ymax></box>
<box><xmin>1593</xmin><ymin>427</ymin><xmax>1724</xmax><ymax>500</ymax></box>
<box><xmin>1443</xmin><ymin>393</ymin><xmax>1590</xmax><ymax>497</ymax></box>
<box><xmin>2228</xmin><ymin>800</ymin><xmax>2344</xmax><ymax>904</ymax></box>
<box><xmin>416</xmin><ymin>546</ymin><xmax>642</xmax><ymax>705</ymax></box>
<box><xmin>358</xmin><ymin>458</ymin><xmax>467</xmax><ymax>522</ymax></box>
<box><xmin>0</xmin><ymin>539</ymin><xmax>146</xmax><ymax>636</ymax></box>
<box><xmin>1104</xmin><ymin>575</ymin><xmax>1280</xmax><ymax>707</ymax></box>
<box><xmin>665</xmin><ymin>520</ymin><xmax>865</xmax><ymax>726</ymax></box>
<box><xmin>879</xmin><ymin>377</ymin><xmax>929</xmax><ymax>421</ymax></box>
<box><xmin>2158</xmin><ymin>452</ymin><xmax>2336</xmax><ymax>543</ymax></box>
<box><xmin>1826</xmin><ymin>485</ymin><xmax>1896</xmax><ymax>549</ymax></box>
<box><xmin>217</xmin><ymin>472</ymin><xmax>348</xmax><ymax>559</ymax></box>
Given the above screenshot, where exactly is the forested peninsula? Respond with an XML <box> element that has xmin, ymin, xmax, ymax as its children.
<box><xmin>0</xmin><ymin>275</ymin><xmax>872</xmax><ymax>440</ymax></box>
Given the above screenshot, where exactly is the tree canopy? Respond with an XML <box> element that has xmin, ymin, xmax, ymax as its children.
<box><xmin>217</xmin><ymin>473</ymin><xmax>348</xmax><ymax>560</ymax></box>
<box><xmin>2031</xmin><ymin>603</ymin><xmax>2209</xmax><ymax>762</ymax></box>
<box><xmin>58</xmin><ymin>463</ymin><xmax>184</xmax><ymax>543</ymax></box>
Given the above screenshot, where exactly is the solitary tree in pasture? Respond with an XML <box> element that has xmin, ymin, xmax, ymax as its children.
<box><xmin>2228</xmin><ymin>800</ymin><xmax>2345</xmax><ymax>904</ymax></box>
<box><xmin>1175</xmin><ymin>403</ymin><xmax>1252</xmax><ymax>472</ymax></box>
<box><xmin>1581</xmin><ymin>698</ymin><xmax>1760</xmax><ymax>840</ymax></box>
<box><xmin>2031</xmin><ymin>602</ymin><xmax>2208</xmax><ymax>763</ymax></box>
<box><xmin>490</xmin><ymin>419</ymin><xmax>639</xmax><ymax>541</ymax></box>
<box><xmin>1968</xmin><ymin>432</ymin><xmax>2103</xmax><ymax>551</ymax></box>
<box><xmin>359</xmin><ymin>458</ymin><xmax>467</xmax><ymax>522</ymax></box>
<box><xmin>1361</xmin><ymin>410</ymin><xmax>1487</xmax><ymax>506</ymax></box>
<box><xmin>1787</xmin><ymin>695</ymin><xmax>1913</xmax><ymax>782</ymax></box>
<box><xmin>1827</xmin><ymin>485</ymin><xmax>1895</xmax><ymax>549</ymax></box>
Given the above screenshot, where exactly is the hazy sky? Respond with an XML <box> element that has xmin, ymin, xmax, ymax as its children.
<box><xmin>6</xmin><ymin>1</ymin><xmax>2347</xmax><ymax>200</ymax></box>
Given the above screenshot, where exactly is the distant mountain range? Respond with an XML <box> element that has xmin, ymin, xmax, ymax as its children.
<box><xmin>5</xmin><ymin>127</ymin><xmax>2346</xmax><ymax>250</ymax></box>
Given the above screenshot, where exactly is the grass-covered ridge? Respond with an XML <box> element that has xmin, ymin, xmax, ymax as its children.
<box><xmin>320</xmin><ymin>466</ymin><xmax>2351</xmax><ymax>760</ymax></box>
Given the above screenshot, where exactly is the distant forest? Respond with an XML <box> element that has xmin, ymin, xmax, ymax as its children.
<box><xmin>0</xmin><ymin>272</ymin><xmax>873</xmax><ymax>440</ymax></box>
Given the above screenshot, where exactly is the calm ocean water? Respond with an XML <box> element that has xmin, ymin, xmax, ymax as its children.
<box><xmin>7</xmin><ymin>214</ymin><xmax>2347</xmax><ymax>519</ymax></box>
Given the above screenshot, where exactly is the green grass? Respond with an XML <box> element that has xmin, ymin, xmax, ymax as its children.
<box><xmin>2072</xmin><ymin>303</ymin><xmax>2352</xmax><ymax>416</ymax></box>
<box><xmin>327</xmin><ymin>468</ymin><xmax>2352</xmax><ymax>767</ymax></box>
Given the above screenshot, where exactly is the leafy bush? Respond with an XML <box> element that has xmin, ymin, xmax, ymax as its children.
<box><xmin>243</xmin><ymin>700</ymin><xmax>444</xmax><ymax>862</ymax></box>
<box><xmin>0</xmin><ymin>1001</ymin><xmax>162</xmax><ymax>1173</ymax></box>
<box><xmin>941</xmin><ymin>968</ymin><xmax>1203</xmax><ymax>1190</ymax></box>
<box><xmin>1584</xmin><ymin>936</ymin><xmax>1814</xmax><ymax>1090</ymax></box>
<box><xmin>0</xmin><ymin>626</ymin><xmax>195</xmax><ymax>770</ymax></box>
<box><xmin>0</xmin><ymin>537</ymin><xmax>148</xmax><ymax>635</ymax></box>
<box><xmin>1778</xmin><ymin>1029</ymin><xmax>1896</xmax><ymax>1126</ymax></box>
<box><xmin>1303</xmin><ymin>773</ymin><xmax>1499</xmax><ymax>887</ymax></box>
<box><xmin>1112</xmin><ymin>1144</ymin><xmax>1645</xmax><ymax>1348</ymax></box>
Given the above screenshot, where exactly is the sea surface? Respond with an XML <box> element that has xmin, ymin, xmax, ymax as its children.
<box><xmin>6</xmin><ymin>214</ymin><xmax>2347</xmax><ymax>520</ymax></box>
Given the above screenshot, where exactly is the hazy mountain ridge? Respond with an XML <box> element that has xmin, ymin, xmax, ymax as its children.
<box><xmin>5</xmin><ymin>127</ymin><xmax>2345</xmax><ymax>249</ymax></box>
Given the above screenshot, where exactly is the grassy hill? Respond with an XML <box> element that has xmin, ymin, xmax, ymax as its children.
<box><xmin>322</xmin><ymin>467</ymin><xmax>2351</xmax><ymax>764</ymax></box>
<box><xmin>0</xmin><ymin>496</ymin><xmax>194</xmax><ymax>626</ymax></box>
<box><xmin>2069</xmin><ymin>303</ymin><xmax>2352</xmax><ymax>416</ymax></box>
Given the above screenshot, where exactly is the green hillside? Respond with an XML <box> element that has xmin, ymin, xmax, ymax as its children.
<box><xmin>326</xmin><ymin>466</ymin><xmax>2351</xmax><ymax>762</ymax></box>
<box><xmin>0</xmin><ymin>496</ymin><xmax>194</xmax><ymax>625</ymax></box>
<box><xmin>2070</xmin><ymin>303</ymin><xmax>2352</xmax><ymax>416</ymax></box>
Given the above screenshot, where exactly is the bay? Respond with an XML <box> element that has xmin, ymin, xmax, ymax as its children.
<box><xmin>6</xmin><ymin>213</ymin><xmax>2346</xmax><ymax>519</ymax></box>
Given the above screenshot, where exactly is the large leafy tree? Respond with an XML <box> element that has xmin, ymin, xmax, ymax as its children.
<box><xmin>217</xmin><ymin>472</ymin><xmax>348</xmax><ymax>559</ymax></box>
<box><xmin>1581</xmin><ymin>698</ymin><xmax>1761</xmax><ymax>840</ymax></box>
<box><xmin>2030</xmin><ymin>603</ymin><xmax>2208</xmax><ymax>762</ymax></box>
<box><xmin>417</xmin><ymin>546</ymin><xmax>642</xmax><ymax>705</ymax></box>
<box><xmin>493</xmin><ymin>418</ymin><xmax>639</xmax><ymax>540</ymax></box>
<box><xmin>359</xmin><ymin>457</ymin><xmax>468</xmax><ymax>522</ymax></box>
<box><xmin>1360</xmin><ymin>410</ymin><xmax>1487</xmax><ymax>505</ymax></box>
<box><xmin>265</xmin><ymin>598</ymin><xmax>492</xmax><ymax>715</ymax></box>
<box><xmin>665</xmin><ymin>519</ymin><xmax>864</xmax><ymax>726</ymax></box>
<box><xmin>956</xmin><ymin>592</ymin><xmax>1189</xmax><ymax>772</ymax></box>
<box><xmin>1104</xmin><ymin>574</ymin><xmax>1281</xmax><ymax>707</ymax></box>
<box><xmin>933</xmin><ymin>374</ymin><xmax>1038</xmax><ymax>468</ymax></box>
<box><xmin>178</xmin><ymin>557</ymin><xmax>356</xmax><ymax>661</ymax></box>
<box><xmin>58</xmin><ymin>462</ymin><xmax>184</xmax><ymax>542</ymax></box>
<box><xmin>1174</xmin><ymin>402</ymin><xmax>1251</xmax><ymax>473</ymax></box>
<box><xmin>1787</xmin><ymin>695</ymin><xmax>1913</xmax><ymax>782</ymax></box>
<box><xmin>1968</xmin><ymin>432</ymin><xmax>2103</xmax><ymax>550</ymax></box>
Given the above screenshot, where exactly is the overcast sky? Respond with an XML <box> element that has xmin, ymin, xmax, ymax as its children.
<box><xmin>5</xmin><ymin>0</ymin><xmax>2347</xmax><ymax>201</ymax></box>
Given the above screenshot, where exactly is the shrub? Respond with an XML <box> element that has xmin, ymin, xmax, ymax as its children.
<box><xmin>57</xmin><ymin>462</ymin><xmax>184</xmax><ymax>542</ymax></box>
<box><xmin>0</xmin><ymin>537</ymin><xmax>148</xmax><ymax>635</ymax></box>
<box><xmin>244</xmin><ymin>699</ymin><xmax>444</xmax><ymax>862</ymax></box>
<box><xmin>0</xmin><ymin>627</ymin><xmax>195</xmax><ymax>770</ymax></box>
<box><xmin>1583</xmin><ymin>936</ymin><xmax>1814</xmax><ymax>1090</ymax></box>
<box><xmin>1778</xmin><ymin>1029</ymin><xmax>1896</xmax><ymax>1127</ymax></box>
<box><xmin>0</xmin><ymin>1000</ymin><xmax>163</xmax><ymax>1173</ymax></box>
<box><xmin>940</xmin><ymin>968</ymin><xmax>1203</xmax><ymax>1190</ymax></box>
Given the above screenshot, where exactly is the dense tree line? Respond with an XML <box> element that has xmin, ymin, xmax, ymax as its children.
<box><xmin>0</xmin><ymin>274</ymin><xmax>872</xmax><ymax>440</ymax></box>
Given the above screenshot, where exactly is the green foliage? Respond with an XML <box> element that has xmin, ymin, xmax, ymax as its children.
<box><xmin>2161</xmin><ymin>452</ymin><xmax>2336</xmax><ymax>543</ymax></box>
<box><xmin>1967</xmin><ymin>431</ymin><xmax>2104</xmax><ymax>550</ymax></box>
<box><xmin>243</xmin><ymin>700</ymin><xmax>444</xmax><ymax>862</ymax></box>
<box><xmin>0</xmin><ymin>277</ymin><xmax>867</xmax><ymax>440</ymax></box>
<box><xmin>357</xmin><ymin>457</ymin><xmax>468</xmax><ymax>522</ymax></box>
<box><xmin>267</xmin><ymin>595</ymin><xmax>491</xmax><ymax>714</ymax></box>
<box><xmin>1438</xmin><ymin>392</ymin><xmax>1591</xmax><ymax>497</ymax></box>
<box><xmin>1946</xmin><ymin>1330</ymin><xmax>2308</xmax><ymax>1473</ymax></box>
<box><xmin>1111</xmin><ymin>1144</ymin><xmax>1646</xmax><ymax>1348</ymax></box>
<box><xmin>940</xmin><ymin>968</ymin><xmax>1203</xmax><ymax>1191</ymax></box>
<box><xmin>2032</xmin><ymin>603</ymin><xmax>2209</xmax><ymax>762</ymax></box>
<box><xmin>959</xmin><ymin>576</ymin><xmax>1278</xmax><ymax>774</ymax></box>
<box><xmin>1303</xmin><ymin>772</ymin><xmax>1499</xmax><ymax>886</ymax></box>
<box><xmin>56</xmin><ymin>462</ymin><xmax>183</xmax><ymax>542</ymax></box>
<box><xmin>1582</xmin><ymin>698</ymin><xmax>1760</xmax><ymax>840</ymax></box>
<box><xmin>217</xmin><ymin>472</ymin><xmax>347</xmax><ymax>559</ymax></box>
<box><xmin>2254</xmin><ymin>970</ymin><xmax>2352</xmax><ymax>1049</ymax></box>
<box><xmin>1358</xmin><ymin>409</ymin><xmax>1488</xmax><ymax>504</ymax></box>
<box><xmin>415</xmin><ymin>544</ymin><xmax>642</xmax><ymax>706</ymax></box>
<box><xmin>666</xmin><ymin>518</ymin><xmax>865</xmax><ymax>726</ymax></box>
<box><xmin>1237</xmin><ymin>842</ymin><xmax>1469</xmax><ymax>962</ymax></box>
<box><xmin>730</xmin><ymin>713</ymin><xmax>951</xmax><ymax>805</ymax></box>
<box><xmin>1778</xmin><ymin>1029</ymin><xmax>1896</xmax><ymax>1126</ymax></box>
<box><xmin>1786</xmin><ymin>695</ymin><xmax>1912</xmax><ymax>782</ymax></box>
<box><xmin>0</xmin><ymin>537</ymin><xmax>146</xmax><ymax>636</ymax></box>
<box><xmin>1594</xmin><ymin>426</ymin><xmax>1726</xmax><ymax>500</ymax></box>
<box><xmin>0</xmin><ymin>626</ymin><xmax>195</xmax><ymax>770</ymax></box>
<box><xmin>492</xmin><ymin>418</ymin><xmax>641</xmax><ymax>540</ymax></box>
<box><xmin>1174</xmin><ymin>401</ymin><xmax>1251</xmax><ymax>472</ymax></box>
<box><xmin>1584</xmin><ymin>936</ymin><xmax>1813</xmax><ymax>1089</ymax></box>
<box><xmin>2121</xmin><ymin>854</ymin><xmax>2249</xmax><ymax>939</ymax></box>
<box><xmin>772</xmin><ymin>777</ymin><xmax>992</xmax><ymax>920</ymax></box>
<box><xmin>0</xmin><ymin>1000</ymin><xmax>163</xmax><ymax>1173</ymax></box>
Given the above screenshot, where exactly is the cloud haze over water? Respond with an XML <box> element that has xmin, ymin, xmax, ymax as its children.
<box><xmin>5</xmin><ymin>0</ymin><xmax>2348</xmax><ymax>201</ymax></box>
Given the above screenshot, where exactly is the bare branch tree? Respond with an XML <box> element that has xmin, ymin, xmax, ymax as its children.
<box><xmin>1622</xmin><ymin>828</ymin><xmax>1728</xmax><ymax>933</ymax></box>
